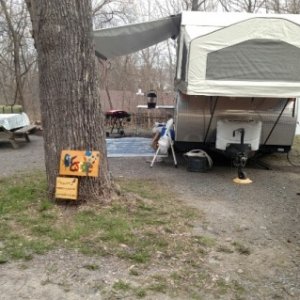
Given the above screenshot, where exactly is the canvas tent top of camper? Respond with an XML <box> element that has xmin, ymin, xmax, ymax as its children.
<box><xmin>93</xmin><ymin>11</ymin><xmax>300</xmax><ymax>98</ymax></box>
<box><xmin>177</xmin><ymin>12</ymin><xmax>300</xmax><ymax>97</ymax></box>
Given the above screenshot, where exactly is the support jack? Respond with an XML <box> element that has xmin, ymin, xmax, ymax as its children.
<box><xmin>231</xmin><ymin>128</ymin><xmax>253</xmax><ymax>184</ymax></box>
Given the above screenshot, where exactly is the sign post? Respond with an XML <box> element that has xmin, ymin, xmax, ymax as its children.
<box><xmin>55</xmin><ymin>177</ymin><xmax>78</xmax><ymax>200</ymax></box>
<box><xmin>55</xmin><ymin>150</ymin><xmax>100</xmax><ymax>201</ymax></box>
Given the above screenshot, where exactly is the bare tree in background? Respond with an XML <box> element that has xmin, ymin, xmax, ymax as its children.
<box><xmin>92</xmin><ymin>0</ymin><xmax>134</xmax><ymax>29</ymax></box>
<box><xmin>287</xmin><ymin>0</ymin><xmax>300</xmax><ymax>13</ymax></box>
<box><xmin>25</xmin><ymin>0</ymin><xmax>112</xmax><ymax>202</ymax></box>
<box><xmin>191</xmin><ymin>0</ymin><xmax>208</xmax><ymax>10</ymax></box>
<box><xmin>217</xmin><ymin>0</ymin><xmax>300</xmax><ymax>13</ymax></box>
<box><xmin>0</xmin><ymin>0</ymin><xmax>35</xmax><ymax>111</ymax></box>
<box><xmin>92</xmin><ymin>0</ymin><xmax>138</xmax><ymax>111</ymax></box>
<box><xmin>180</xmin><ymin>0</ymin><xmax>218</xmax><ymax>11</ymax></box>
<box><xmin>98</xmin><ymin>59</ymin><xmax>113</xmax><ymax>110</ymax></box>
<box><xmin>218</xmin><ymin>0</ymin><xmax>262</xmax><ymax>12</ymax></box>
<box><xmin>96</xmin><ymin>0</ymin><xmax>179</xmax><ymax>109</ymax></box>
<box><xmin>270</xmin><ymin>0</ymin><xmax>300</xmax><ymax>13</ymax></box>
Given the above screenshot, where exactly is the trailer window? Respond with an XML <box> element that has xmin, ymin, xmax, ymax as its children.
<box><xmin>206</xmin><ymin>39</ymin><xmax>300</xmax><ymax>82</ymax></box>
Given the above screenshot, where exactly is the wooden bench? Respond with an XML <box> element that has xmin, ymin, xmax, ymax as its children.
<box><xmin>0</xmin><ymin>127</ymin><xmax>17</xmax><ymax>148</ymax></box>
<box><xmin>0</xmin><ymin>124</ymin><xmax>37</xmax><ymax>148</ymax></box>
<box><xmin>13</xmin><ymin>125</ymin><xmax>37</xmax><ymax>142</ymax></box>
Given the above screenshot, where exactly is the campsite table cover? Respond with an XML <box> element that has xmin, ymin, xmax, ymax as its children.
<box><xmin>0</xmin><ymin>113</ymin><xmax>30</xmax><ymax>130</ymax></box>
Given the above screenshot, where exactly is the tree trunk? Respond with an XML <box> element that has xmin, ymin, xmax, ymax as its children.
<box><xmin>26</xmin><ymin>0</ymin><xmax>112</xmax><ymax>201</ymax></box>
<box><xmin>98</xmin><ymin>59</ymin><xmax>113</xmax><ymax>110</ymax></box>
<box><xmin>191</xmin><ymin>0</ymin><xmax>208</xmax><ymax>11</ymax></box>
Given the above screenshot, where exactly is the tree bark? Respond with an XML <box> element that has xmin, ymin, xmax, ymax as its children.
<box><xmin>25</xmin><ymin>0</ymin><xmax>112</xmax><ymax>201</ymax></box>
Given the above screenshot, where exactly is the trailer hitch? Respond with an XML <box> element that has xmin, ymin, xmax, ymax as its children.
<box><xmin>232</xmin><ymin>128</ymin><xmax>252</xmax><ymax>184</ymax></box>
<box><xmin>233</xmin><ymin>128</ymin><xmax>245</xmax><ymax>144</ymax></box>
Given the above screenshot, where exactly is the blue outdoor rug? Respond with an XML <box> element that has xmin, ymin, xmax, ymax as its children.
<box><xmin>106</xmin><ymin>137</ymin><xmax>155</xmax><ymax>157</ymax></box>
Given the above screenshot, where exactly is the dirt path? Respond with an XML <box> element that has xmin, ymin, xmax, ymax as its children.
<box><xmin>109</xmin><ymin>157</ymin><xmax>300</xmax><ymax>299</ymax></box>
<box><xmin>0</xmin><ymin>136</ymin><xmax>299</xmax><ymax>299</ymax></box>
<box><xmin>0</xmin><ymin>135</ymin><xmax>45</xmax><ymax>177</ymax></box>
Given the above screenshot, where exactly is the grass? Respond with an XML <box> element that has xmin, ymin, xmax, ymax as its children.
<box><xmin>232</xmin><ymin>241</ymin><xmax>251</xmax><ymax>255</ymax></box>
<box><xmin>135</xmin><ymin>288</ymin><xmax>147</xmax><ymax>298</ymax></box>
<box><xmin>215</xmin><ymin>278</ymin><xmax>245</xmax><ymax>298</ymax></box>
<box><xmin>288</xmin><ymin>135</ymin><xmax>300</xmax><ymax>161</ymax></box>
<box><xmin>264</xmin><ymin>135</ymin><xmax>300</xmax><ymax>166</ymax></box>
<box><xmin>293</xmin><ymin>135</ymin><xmax>300</xmax><ymax>155</ymax></box>
<box><xmin>0</xmin><ymin>171</ymin><xmax>245</xmax><ymax>299</ymax></box>
<box><xmin>83</xmin><ymin>264</ymin><xmax>99</xmax><ymax>271</ymax></box>
<box><xmin>193</xmin><ymin>235</ymin><xmax>216</xmax><ymax>247</ymax></box>
<box><xmin>113</xmin><ymin>280</ymin><xmax>131</xmax><ymax>291</ymax></box>
<box><xmin>217</xmin><ymin>244</ymin><xmax>234</xmax><ymax>254</ymax></box>
<box><xmin>0</xmin><ymin>173</ymin><xmax>200</xmax><ymax>250</ymax></box>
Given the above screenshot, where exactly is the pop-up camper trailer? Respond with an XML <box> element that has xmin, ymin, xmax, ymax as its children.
<box><xmin>93</xmin><ymin>12</ymin><xmax>300</xmax><ymax>174</ymax></box>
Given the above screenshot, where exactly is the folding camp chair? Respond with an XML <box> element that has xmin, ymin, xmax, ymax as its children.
<box><xmin>150</xmin><ymin>118</ymin><xmax>177</xmax><ymax>167</ymax></box>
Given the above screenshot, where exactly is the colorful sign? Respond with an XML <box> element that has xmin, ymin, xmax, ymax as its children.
<box><xmin>59</xmin><ymin>150</ymin><xmax>100</xmax><ymax>177</ymax></box>
<box><xmin>55</xmin><ymin>177</ymin><xmax>78</xmax><ymax>200</ymax></box>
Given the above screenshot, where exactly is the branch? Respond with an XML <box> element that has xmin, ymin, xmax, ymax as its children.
<box><xmin>92</xmin><ymin>0</ymin><xmax>112</xmax><ymax>16</ymax></box>
<box><xmin>218</xmin><ymin>0</ymin><xmax>230</xmax><ymax>11</ymax></box>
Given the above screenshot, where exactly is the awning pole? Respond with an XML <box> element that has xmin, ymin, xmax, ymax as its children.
<box><xmin>203</xmin><ymin>96</ymin><xmax>219</xmax><ymax>144</ymax></box>
<box><xmin>263</xmin><ymin>98</ymin><xmax>290</xmax><ymax>146</ymax></box>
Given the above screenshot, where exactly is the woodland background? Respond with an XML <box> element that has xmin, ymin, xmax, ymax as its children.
<box><xmin>0</xmin><ymin>0</ymin><xmax>299</xmax><ymax>120</ymax></box>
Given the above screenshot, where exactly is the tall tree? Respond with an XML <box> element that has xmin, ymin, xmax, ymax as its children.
<box><xmin>25</xmin><ymin>0</ymin><xmax>112</xmax><ymax>201</ymax></box>
<box><xmin>0</xmin><ymin>0</ymin><xmax>34</xmax><ymax>110</ymax></box>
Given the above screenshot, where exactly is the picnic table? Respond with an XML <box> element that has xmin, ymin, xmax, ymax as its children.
<box><xmin>0</xmin><ymin>113</ymin><xmax>36</xmax><ymax>148</ymax></box>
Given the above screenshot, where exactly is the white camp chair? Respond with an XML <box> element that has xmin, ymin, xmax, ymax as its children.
<box><xmin>150</xmin><ymin>118</ymin><xmax>177</xmax><ymax>167</ymax></box>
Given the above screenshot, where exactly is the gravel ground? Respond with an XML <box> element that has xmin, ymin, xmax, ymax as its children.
<box><xmin>0</xmin><ymin>134</ymin><xmax>299</xmax><ymax>299</ymax></box>
<box><xmin>0</xmin><ymin>135</ymin><xmax>45</xmax><ymax>177</ymax></box>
